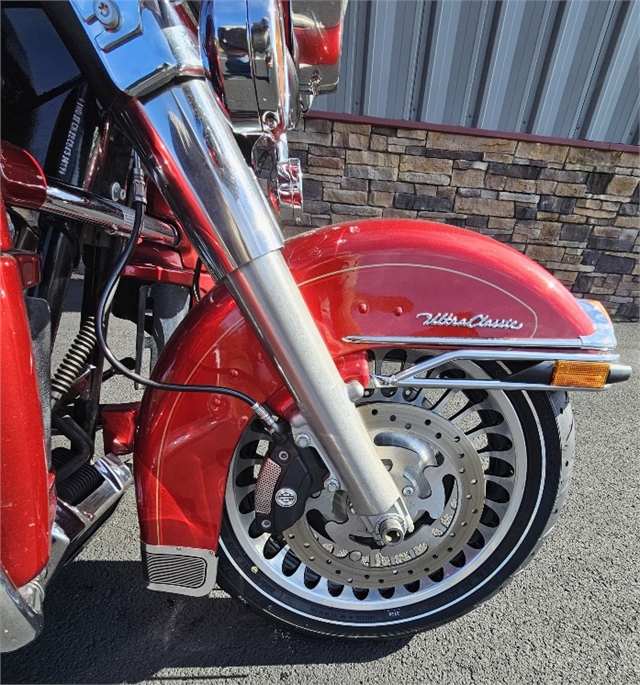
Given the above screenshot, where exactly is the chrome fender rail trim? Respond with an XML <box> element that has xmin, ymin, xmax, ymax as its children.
<box><xmin>368</xmin><ymin>349</ymin><xmax>630</xmax><ymax>393</ymax></box>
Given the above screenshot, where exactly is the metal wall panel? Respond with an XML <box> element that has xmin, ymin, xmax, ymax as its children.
<box><xmin>312</xmin><ymin>0</ymin><xmax>639</xmax><ymax>145</ymax></box>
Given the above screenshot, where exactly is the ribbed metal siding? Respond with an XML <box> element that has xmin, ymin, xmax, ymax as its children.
<box><xmin>314</xmin><ymin>0</ymin><xmax>639</xmax><ymax>145</ymax></box>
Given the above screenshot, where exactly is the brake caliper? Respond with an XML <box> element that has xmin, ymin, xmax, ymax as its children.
<box><xmin>253</xmin><ymin>437</ymin><xmax>327</xmax><ymax>536</ymax></box>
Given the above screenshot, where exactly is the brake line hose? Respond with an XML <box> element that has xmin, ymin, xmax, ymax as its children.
<box><xmin>95</xmin><ymin>159</ymin><xmax>271</xmax><ymax>419</ymax></box>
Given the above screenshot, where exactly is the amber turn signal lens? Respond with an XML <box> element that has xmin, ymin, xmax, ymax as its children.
<box><xmin>551</xmin><ymin>361</ymin><xmax>610</xmax><ymax>388</ymax></box>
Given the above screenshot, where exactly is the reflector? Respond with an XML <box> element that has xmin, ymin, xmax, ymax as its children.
<box><xmin>551</xmin><ymin>361</ymin><xmax>610</xmax><ymax>388</ymax></box>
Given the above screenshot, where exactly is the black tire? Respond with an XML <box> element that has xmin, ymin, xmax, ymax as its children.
<box><xmin>217</xmin><ymin>357</ymin><xmax>574</xmax><ymax>639</ymax></box>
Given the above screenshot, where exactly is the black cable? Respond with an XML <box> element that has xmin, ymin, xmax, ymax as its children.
<box><xmin>95</xmin><ymin>199</ymin><xmax>259</xmax><ymax>407</ymax></box>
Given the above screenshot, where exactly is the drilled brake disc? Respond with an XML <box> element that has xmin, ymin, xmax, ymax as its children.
<box><xmin>286</xmin><ymin>403</ymin><xmax>485</xmax><ymax>588</ymax></box>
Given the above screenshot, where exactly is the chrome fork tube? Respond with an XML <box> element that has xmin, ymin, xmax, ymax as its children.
<box><xmin>118</xmin><ymin>80</ymin><xmax>405</xmax><ymax>521</ymax></box>
<box><xmin>226</xmin><ymin>252</ymin><xmax>401</xmax><ymax>517</ymax></box>
<box><xmin>120</xmin><ymin>80</ymin><xmax>285</xmax><ymax>279</ymax></box>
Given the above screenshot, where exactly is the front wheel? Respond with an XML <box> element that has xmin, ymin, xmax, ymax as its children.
<box><xmin>217</xmin><ymin>353</ymin><xmax>574</xmax><ymax>638</ymax></box>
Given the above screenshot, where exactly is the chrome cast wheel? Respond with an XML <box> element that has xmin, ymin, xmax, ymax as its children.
<box><xmin>218</xmin><ymin>350</ymin><xmax>574</xmax><ymax>638</ymax></box>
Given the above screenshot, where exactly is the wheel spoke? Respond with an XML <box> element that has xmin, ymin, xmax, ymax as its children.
<box><xmin>429</xmin><ymin>389</ymin><xmax>457</xmax><ymax>415</ymax></box>
<box><xmin>465</xmin><ymin>424</ymin><xmax>512</xmax><ymax>440</ymax></box>
<box><xmin>485</xmin><ymin>473</ymin><xmax>515</xmax><ymax>490</ymax></box>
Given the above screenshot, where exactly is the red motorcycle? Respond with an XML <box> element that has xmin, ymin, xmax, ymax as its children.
<box><xmin>0</xmin><ymin>0</ymin><xmax>631</xmax><ymax>648</ymax></box>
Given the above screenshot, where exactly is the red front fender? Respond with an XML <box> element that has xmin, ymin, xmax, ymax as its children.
<box><xmin>134</xmin><ymin>219</ymin><xmax>595</xmax><ymax>548</ymax></box>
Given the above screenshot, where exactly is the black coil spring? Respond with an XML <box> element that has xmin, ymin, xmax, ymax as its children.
<box><xmin>51</xmin><ymin>316</ymin><xmax>97</xmax><ymax>403</ymax></box>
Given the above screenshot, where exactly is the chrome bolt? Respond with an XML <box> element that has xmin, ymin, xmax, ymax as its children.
<box><xmin>402</xmin><ymin>486</ymin><xmax>414</xmax><ymax>497</ymax></box>
<box><xmin>264</xmin><ymin>113</ymin><xmax>279</xmax><ymax>130</ymax></box>
<box><xmin>295</xmin><ymin>433</ymin><xmax>311</xmax><ymax>448</ymax></box>
<box><xmin>324</xmin><ymin>478</ymin><xmax>340</xmax><ymax>493</ymax></box>
<box><xmin>93</xmin><ymin>0</ymin><xmax>120</xmax><ymax>30</ymax></box>
<box><xmin>349</xmin><ymin>550</ymin><xmax>362</xmax><ymax>561</ymax></box>
<box><xmin>277</xmin><ymin>450</ymin><xmax>289</xmax><ymax>462</ymax></box>
<box><xmin>110</xmin><ymin>182</ymin><xmax>126</xmax><ymax>202</ymax></box>
<box><xmin>261</xmin><ymin>520</ymin><xmax>272</xmax><ymax>530</ymax></box>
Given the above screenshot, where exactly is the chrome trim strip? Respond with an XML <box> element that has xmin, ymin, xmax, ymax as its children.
<box><xmin>578</xmin><ymin>299</ymin><xmax>618</xmax><ymax>350</ymax></box>
<box><xmin>141</xmin><ymin>544</ymin><xmax>218</xmax><ymax>597</ymax></box>
<box><xmin>43</xmin><ymin>184</ymin><xmax>179</xmax><ymax>246</ymax></box>
<box><xmin>343</xmin><ymin>335</ymin><xmax>588</xmax><ymax>349</ymax></box>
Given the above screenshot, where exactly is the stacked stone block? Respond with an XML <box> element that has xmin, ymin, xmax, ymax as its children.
<box><xmin>284</xmin><ymin>118</ymin><xmax>639</xmax><ymax>321</ymax></box>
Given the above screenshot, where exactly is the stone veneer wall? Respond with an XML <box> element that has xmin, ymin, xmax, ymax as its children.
<box><xmin>284</xmin><ymin>117</ymin><xmax>639</xmax><ymax>321</ymax></box>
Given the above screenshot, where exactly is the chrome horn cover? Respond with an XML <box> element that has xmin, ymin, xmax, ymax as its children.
<box><xmin>199</xmin><ymin>0</ymin><xmax>300</xmax><ymax>135</ymax></box>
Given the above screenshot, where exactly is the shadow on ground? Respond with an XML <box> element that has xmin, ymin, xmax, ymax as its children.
<box><xmin>1</xmin><ymin>561</ymin><xmax>409</xmax><ymax>684</ymax></box>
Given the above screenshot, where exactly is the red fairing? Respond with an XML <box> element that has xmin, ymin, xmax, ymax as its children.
<box><xmin>0</xmin><ymin>196</ymin><xmax>50</xmax><ymax>588</ymax></box>
<box><xmin>134</xmin><ymin>219</ymin><xmax>595</xmax><ymax>549</ymax></box>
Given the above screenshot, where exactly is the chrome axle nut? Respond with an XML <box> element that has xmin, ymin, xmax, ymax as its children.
<box><xmin>377</xmin><ymin>516</ymin><xmax>406</xmax><ymax>546</ymax></box>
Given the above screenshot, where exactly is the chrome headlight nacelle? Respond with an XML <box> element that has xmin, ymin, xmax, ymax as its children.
<box><xmin>199</xmin><ymin>0</ymin><xmax>346</xmax><ymax>136</ymax></box>
<box><xmin>200</xmin><ymin>0</ymin><xmax>300</xmax><ymax>137</ymax></box>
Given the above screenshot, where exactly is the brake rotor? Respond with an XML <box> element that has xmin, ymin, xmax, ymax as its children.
<box><xmin>286</xmin><ymin>403</ymin><xmax>485</xmax><ymax>588</ymax></box>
